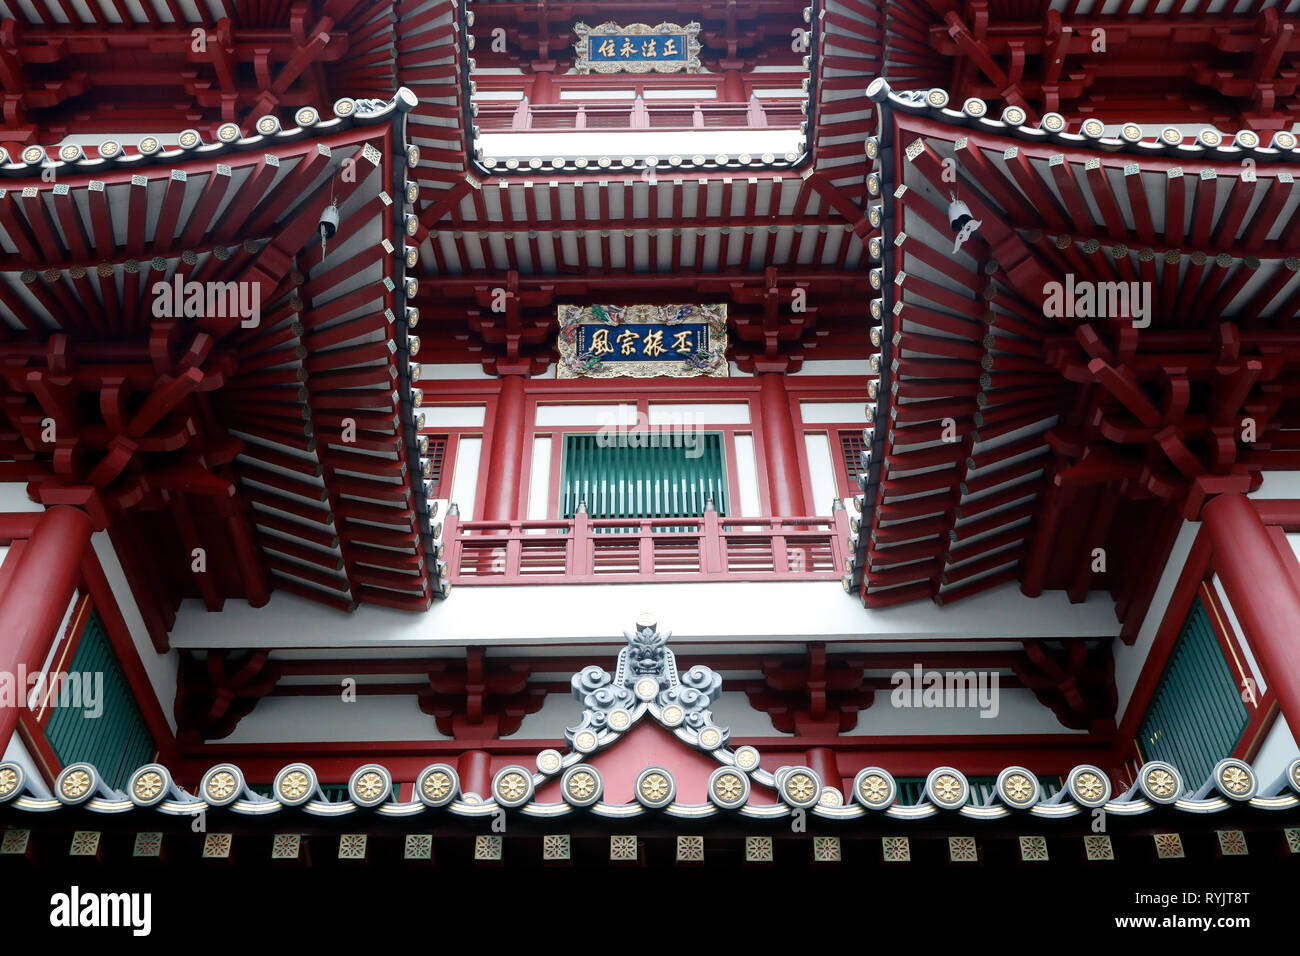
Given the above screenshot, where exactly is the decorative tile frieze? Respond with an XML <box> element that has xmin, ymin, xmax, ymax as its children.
<box><xmin>1153</xmin><ymin>833</ymin><xmax>1184</xmax><ymax>859</ymax></box>
<box><xmin>948</xmin><ymin>836</ymin><xmax>978</xmax><ymax>862</ymax></box>
<box><xmin>202</xmin><ymin>833</ymin><xmax>232</xmax><ymax>859</ymax></box>
<box><xmin>475</xmin><ymin>834</ymin><xmax>502</xmax><ymax>861</ymax></box>
<box><xmin>1216</xmin><ymin>829</ymin><xmax>1247</xmax><ymax>857</ymax></box>
<box><xmin>338</xmin><ymin>833</ymin><xmax>367</xmax><ymax>860</ymax></box>
<box><xmin>70</xmin><ymin>830</ymin><xmax>101</xmax><ymax>857</ymax></box>
<box><xmin>813</xmin><ymin>836</ymin><xmax>841</xmax><ymax>862</ymax></box>
<box><xmin>1018</xmin><ymin>835</ymin><xmax>1048</xmax><ymax>862</ymax></box>
<box><xmin>0</xmin><ymin>829</ymin><xmax>30</xmax><ymax>855</ymax></box>
<box><xmin>745</xmin><ymin>836</ymin><xmax>773</xmax><ymax>863</ymax></box>
<box><xmin>1084</xmin><ymin>835</ymin><xmax>1114</xmax><ymax>861</ymax></box>
<box><xmin>404</xmin><ymin>834</ymin><xmax>433</xmax><ymax>861</ymax></box>
<box><xmin>610</xmin><ymin>835</ymin><xmax>638</xmax><ymax>861</ymax></box>
<box><xmin>882</xmin><ymin>836</ymin><xmax>910</xmax><ymax>862</ymax></box>
<box><xmin>676</xmin><ymin>835</ymin><xmax>704</xmax><ymax>862</ymax></box>
<box><xmin>133</xmin><ymin>832</ymin><xmax>162</xmax><ymax>858</ymax></box>
<box><xmin>271</xmin><ymin>834</ymin><xmax>301</xmax><ymax>860</ymax></box>
<box><xmin>543</xmin><ymin>834</ymin><xmax>571</xmax><ymax>861</ymax></box>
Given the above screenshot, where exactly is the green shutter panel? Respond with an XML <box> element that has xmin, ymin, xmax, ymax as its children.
<box><xmin>45</xmin><ymin>611</ymin><xmax>157</xmax><ymax>791</ymax></box>
<box><xmin>1138</xmin><ymin>598</ymin><xmax>1249</xmax><ymax>785</ymax></box>
<box><xmin>560</xmin><ymin>434</ymin><xmax>728</xmax><ymax>524</ymax></box>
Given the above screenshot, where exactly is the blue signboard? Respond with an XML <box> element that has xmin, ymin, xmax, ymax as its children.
<box><xmin>573</xmin><ymin>322</ymin><xmax>710</xmax><ymax>361</ymax></box>
<box><xmin>557</xmin><ymin>304</ymin><xmax>728</xmax><ymax>379</ymax></box>
<box><xmin>574</xmin><ymin>22</ymin><xmax>702</xmax><ymax>75</ymax></box>
<box><xmin>588</xmin><ymin>34</ymin><xmax>689</xmax><ymax>64</ymax></box>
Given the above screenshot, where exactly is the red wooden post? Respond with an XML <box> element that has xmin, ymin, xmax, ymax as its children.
<box><xmin>631</xmin><ymin>95</ymin><xmax>649</xmax><ymax>129</ymax></box>
<box><xmin>639</xmin><ymin>520</ymin><xmax>655</xmax><ymax>575</ymax></box>
<box><xmin>511</xmin><ymin>97</ymin><xmax>530</xmax><ymax>130</ymax></box>
<box><xmin>772</xmin><ymin>522</ymin><xmax>790</xmax><ymax>574</ymax></box>
<box><xmin>572</xmin><ymin>505</ymin><xmax>591</xmax><ymax>577</ymax></box>
<box><xmin>0</xmin><ymin>506</ymin><xmax>93</xmax><ymax>747</ymax></box>
<box><xmin>505</xmin><ymin>526</ymin><xmax>522</xmax><ymax>579</ymax></box>
<box><xmin>831</xmin><ymin>503</ymin><xmax>852</xmax><ymax>573</ymax></box>
<box><xmin>441</xmin><ymin>507</ymin><xmax>460</xmax><ymax>582</ymax></box>
<box><xmin>806</xmin><ymin>747</ymin><xmax>840</xmax><ymax>795</ymax></box>
<box><xmin>758</xmin><ymin>371</ymin><xmax>809</xmax><ymax>517</ymax></box>
<box><xmin>457</xmin><ymin>749</ymin><xmax>493</xmax><ymax>799</ymax></box>
<box><xmin>481</xmin><ymin>375</ymin><xmax>527</xmax><ymax>522</ymax></box>
<box><xmin>1202</xmin><ymin>493</ymin><xmax>1300</xmax><ymax>735</ymax></box>
<box><xmin>702</xmin><ymin>503</ymin><xmax>720</xmax><ymax>574</ymax></box>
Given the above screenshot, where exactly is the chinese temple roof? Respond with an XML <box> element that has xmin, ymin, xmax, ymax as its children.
<box><xmin>3</xmin><ymin>617</ymin><xmax>1298</xmax><ymax>824</ymax></box>
<box><xmin>850</xmin><ymin>78</ymin><xmax>1300</xmax><ymax>613</ymax></box>
<box><xmin>0</xmin><ymin>89</ymin><xmax>440</xmax><ymax>623</ymax></box>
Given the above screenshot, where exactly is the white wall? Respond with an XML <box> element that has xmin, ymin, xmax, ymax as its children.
<box><xmin>803</xmin><ymin>432</ymin><xmax>838</xmax><ymax>516</ymax></box>
<box><xmin>732</xmin><ymin>434</ymin><xmax>762</xmax><ymax>517</ymax></box>
<box><xmin>1113</xmin><ymin>518</ymin><xmax>1196</xmax><ymax>724</ymax></box>
<box><xmin>2</xmin><ymin>733</ymin><xmax>51</xmax><ymax>797</ymax></box>
<box><xmin>219</xmin><ymin>694</ymin><xmax>450</xmax><ymax>744</ymax></box>
<box><xmin>846</xmin><ymin>686</ymin><xmax>1087</xmax><ymax>736</ymax></box>
<box><xmin>448</xmin><ymin>436</ymin><xmax>483</xmax><ymax>520</ymax></box>
<box><xmin>425</xmin><ymin>405</ymin><xmax>486</xmax><ymax>428</ymax></box>
<box><xmin>526</xmin><ymin>436</ymin><xmax>552</xmax><ymax>520</ymax></box>
<box><xmin>1252</xmin><ymin>713</ymin><xmax>1299</xmax><ymax>784</ymax></box>
<box><xmin>171</xmin><ymin>579</ymin><xmax>1121</xmax><ymax>649</ymax></box>
<box><xmin>91</xmin><ymin>531</ymin><xmax>179</xmax><ymax>733</ymax></box>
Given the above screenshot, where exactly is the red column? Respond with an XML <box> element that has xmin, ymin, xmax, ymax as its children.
<box><xmin>720</xmin><ymin>70</ymin><xmax>745</xmax><ymax>102</ymax></box>
<box><xmin>529</xmin><ymin>71</ymin><xmax>555</xmax><ymax>106</ymax></box>
<box><xmin>0</xmin><ymin>506</ymin><xmax>93</xmax><ymax>746</ymax></box>
<box><xmin>480</xmin><ymin>374</ymin><xmax>527</xmax><ymax>522</ymax></box>
<box><xmin>758</xmin><ymin>372</ymin><xmax>808</xmax><ymax>516</ymax></box>
<box><xmin>806</xmin><ymin>747</ymin><xmax>840</xmax><ymax>796</ymax></box>
<box><xmin>457</xmin><ymin>749</ymin><xmax>493</xmax><ymax>799</ymax></box>
<box><xmin>1202</xmin><ymin>493</ymin><xmax>1300</xmax><ymax>734</ymax></box>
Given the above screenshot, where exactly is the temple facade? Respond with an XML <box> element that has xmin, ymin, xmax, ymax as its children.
<box><xmin>0</xmin><ymin>0</ymin><xmax>1298</xmax><ymax>882</ymax></box>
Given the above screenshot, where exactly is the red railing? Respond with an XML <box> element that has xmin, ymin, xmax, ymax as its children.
<box><xmin>475</xmin><ymin>98</ymin><xmax>805</xmax><ymax>133</ymax></box>
<box><xmin>443</xmin><ymin>509</ymin><xmax>851</xmax><ymax>585</ymax></box>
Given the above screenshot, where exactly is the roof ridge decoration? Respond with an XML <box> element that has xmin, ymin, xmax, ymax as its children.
<box><xmin>567</xmin><ymin>612</ymin><xmax>726</xmax><ymax>751</ymax></box>
<box><xmin>865</xmin><ymin>77</ymin><xmax>1299</xmax><ymax>161</ymax></box>
<box><xmin>0</xmin><ymin>88</ymin><xmax>420</xmax><ymax>179</ymax></box>
<box><xmin>2</xmin><ymin>618</ymin><xmax>1299</xmax><ymax>823</ymax></box>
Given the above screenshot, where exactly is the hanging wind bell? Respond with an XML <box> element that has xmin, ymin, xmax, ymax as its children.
<box><xmin>947</xmin><ymin>192</ymin><xmax>982</xmax><ymax>255</ymax></box>
<box><xmin>319</xmin><ymin>203</ymin><xmax>339</xmax><ymax>258</ymax></box>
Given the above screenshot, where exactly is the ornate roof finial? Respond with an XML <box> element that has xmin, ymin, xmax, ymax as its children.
<box><xmin>566</xmin><ymin>615</ymin><xmax>725</xmax><ymax>747</ymax></box>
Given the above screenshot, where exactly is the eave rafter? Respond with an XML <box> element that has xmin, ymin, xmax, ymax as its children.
<box><xmin>0</xmin><ymin>94</ymin><xmax>432</xmax><ymax>625</ymax></box>
<box><xmin>854</xmin><ymin>80</ymin><xmax>1300</xmax><ymax>616</ymax></box>
<box><xmin>888</xmin><ymin>0</ymin><xmax>1300</xmax><ymax>129</ymax></box>
<box><xmin>0</xmin><ymin>1</ymin><xmax>396</xmax><ymax>141</ymax></box>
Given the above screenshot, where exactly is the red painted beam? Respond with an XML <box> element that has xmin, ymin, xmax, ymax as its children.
<box><xmin>0</xmin><ymin>506</ymin><xmax>93</xmax><ymax>747</ymax></box>
<box><xmin>1203</xmin><ymin>493</ymin><xmax>1300</xmax><ymax>736</ymax></box>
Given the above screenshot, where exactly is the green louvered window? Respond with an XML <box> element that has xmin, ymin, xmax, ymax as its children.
<box><xmin>45</xmin><ymin>610</ymin><xmax>156</xmax><ymax>791</ymax></box>
<box><xmin>895</xmin><ymin>775</ymin><xmax>1061</xmax><ymax>806</ymax></box>
<box><xmin>1138</xmin><ymin>598</ymin><xmax>1249</xmax><ymax>785</ymax></box>
<box><xmin>559</xmin><ymin>433</ymin><xmax>729</xmax><ymax>525</ymax></box>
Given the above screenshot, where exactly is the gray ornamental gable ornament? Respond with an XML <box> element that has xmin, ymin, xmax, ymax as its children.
<box><xmin>566</xmin><ymin>612</ymin><xmax>726</xmax><ymax>749</ymax></box>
